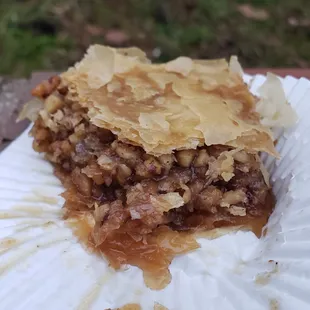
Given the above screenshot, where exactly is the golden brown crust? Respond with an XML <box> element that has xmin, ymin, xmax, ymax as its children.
<box><xmin>61</xmin><ymin>45</ymin><xmax>277</xmax><ymax>156</ymax></box>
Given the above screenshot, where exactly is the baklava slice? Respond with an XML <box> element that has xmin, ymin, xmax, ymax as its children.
<box><xmin>28</xmin><ymin>45</ymin><xmax>281</xmax><ymax>289</ymax></box>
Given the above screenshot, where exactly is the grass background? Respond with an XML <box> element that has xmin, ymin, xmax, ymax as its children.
<box><xmin>1</xmin><ymin>0</ymin><xmax>310</xmax><ymax>77</ymax></box>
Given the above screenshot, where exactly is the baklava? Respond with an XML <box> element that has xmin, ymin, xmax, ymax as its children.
<box><xmin>25</xmin><ymin>45</ymin><xmax>289</xmax><ymax>289</ymax></box>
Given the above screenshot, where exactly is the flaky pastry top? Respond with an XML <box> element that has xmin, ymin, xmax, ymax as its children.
<box><xmin>61</xmin><ymin>45</ymin><xmax>278</xmax><ymax>156</ymax></box>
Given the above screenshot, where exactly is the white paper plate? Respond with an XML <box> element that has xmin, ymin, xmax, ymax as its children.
<box><xmin>1</xmin><ymin>74</ymin><xmax>310</xmax><ymax>310</ymax></box>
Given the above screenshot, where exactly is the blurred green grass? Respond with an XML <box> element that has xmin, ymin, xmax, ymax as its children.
<box><xmin>1</xmin><ymin>0</ymin><xmax>310</xmax><ymax>76</ymax></box>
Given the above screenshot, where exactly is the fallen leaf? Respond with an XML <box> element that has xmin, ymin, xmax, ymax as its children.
<box><xmin>86</xmin><ymin>24</ymin><xmax>105</xmax><ymax>36</ymax></box>
<box><xmin>105</xmin><ymin>29</ymin><xmax>129</xmax><ymax>45</ymax></box>
<box><xmin>288</xmin><ymin>17</ymin><xmax>310</xmax><ymax>27</ymax></box>
<box><xmin>237</xmin><ymin>4</ymin><xmax>269</xmax><ymax>21</ymax></box>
